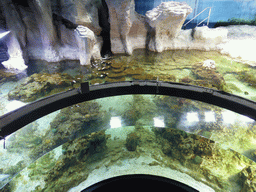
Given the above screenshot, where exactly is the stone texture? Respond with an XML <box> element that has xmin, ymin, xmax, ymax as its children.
<box><xmin>240</xmin><ymin>166</ymin><xmax>256</xmax><ymax>192</ymax></box>
<box><xmin>193</xmin><ymin>26</ymin><xmax>228</xmax><ymax>48</ymax></box>
<box><xmin>146</xmin><ymin>2</ymin><xmax>192</xmax><ymax>52</ymax></box>
<box><xmin>105</xmin><ymin>0</ymin><xmax>148</xmax><ymax>55</ymax></box>
<box><xmin>161</xmin><ymin>26</ymin><xmax>228</xmax><ymax>51</ymax></box>
<box><xmin>0</xmin><ymin>0</ymin><xmax>102</xmax><ymax>68</ymax></box>
<box><xmin>8</xmin><ymin>73</ymin><xmax>81</xmax><ymax>102</ymax></box>
<box><xmin>75</xmin><ymin>25</ymin><xmax>96</xmax><ymax>65</ymax></box>
<box><xmin>0</xmin><ymin>1</ymin><xmax>27</xmax><ymax>70</ymax></box>
<box><xmin>54</xmin><ymin>0</ymin><xmax>102</xmax><ymax>36</ymax></box>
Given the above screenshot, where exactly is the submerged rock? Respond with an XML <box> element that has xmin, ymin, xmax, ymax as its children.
<box><xmin>125</xmin><ymin>132</ymin><xmax>141</xmax><ymax>151</ymax></box>
<box><xmin>0</xmin><ymin>69</ymin><xmax>19</xmax><ymax>84</ymax></box>
<box><xmin>29</xmin><ymin>101</ymin><xmax>106</xmax><ymax>160</ymax></box>
<box><xmin>8</xmin><ymin>73</ymin><xmax>79</xmax><ymax>102</ymax></box>
<box><xmin>43</xmin><ymin>131</ymin><xmax>108</xmax><ymax>190</ymax></box>
<box><xmin>192</xmin><ymin>62</ymin><xmax>226</xmax><ymax>91</ymax></box>
<box><xmin>239</xmin><ymin>166</ymin><xmax>256</xmax><ymax>192</ymax></box>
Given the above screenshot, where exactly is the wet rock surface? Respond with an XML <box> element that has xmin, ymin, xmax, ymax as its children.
<box><xmin>239</xmin><ymin>166</ymin><xmax>256</xmax><ymax>192</ymax></box>
<box><xmin>29</xmin><ymin>101</ymin><xmax>106</xmax><ymax>160</ymax></box>
<box><xmin>8</xmin><ymin>73</ymin><xmax>80</xmax><ymax>102</ymax></box>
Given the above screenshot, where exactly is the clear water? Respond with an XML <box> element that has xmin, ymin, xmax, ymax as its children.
<box><xmin>0</xmin><ymin>49</ymin><xmax>256</xmax><ymax>191</ymax></box>
<box><xmin>1</xmin><ymin>49</ymin><xmax>256</xmax><ymax>118</ymax></box>
<box><xmin>0</xmin><ymin>94</ymin><xmax>255</xmax><ymax>191</ymax></box>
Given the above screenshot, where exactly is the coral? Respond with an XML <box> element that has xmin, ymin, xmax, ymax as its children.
<box><xmin>192</xmin><ymin>64</ymin><xmax>226</xmax><ymax>91</ymax></box>
<box><xmin>29</xmin><ymin>101</ymin><xmax>106</xmax><ymax>160</ymax></box>
<box><xmin>239</xmin><ymin>166</ymin><xmax>256</xmax><ymax>192</ymax></box>
<box><xmin>122</xmin><ymin>95</ymin><xmax>157</xmax><ymax>125</ymax></box>
<box><xmin>0</xmin><ymin>69</ymin><xmax>18</xmax><ymax>84</ymax></box>
<box><xmin>125</xmin><ymin>132</ymin><xmax>141</xmax><ymax>151</ymax></box>
<box><xmin>4</xmin><ymin>161</ymin><xmax>26</xmax><ymax>176</ymax></box>
<box><xmin>111</xmin><ymin>61</ymin><xmax>124</xmax><ymax>69</ymax></box>
<box><xmin>154</xmin><ymin>128</ymin><xmax>214</xmax><ymax>163</ymax></box>
<box><xmin>43</xmin><ymin>131</ymin><xmax>108</xmax><ymax>190</ymax></box>
<box><xmin>179</xmin><ymin>76</ymin><xmax>193</xmax><ymax>83</ymax></box>
<box><xmin>238</xmin><ymin>71</ymin><xmax>256</xmax><ymax>89</ymax></box>
<box><xmin>8</xmin><ymin>73</ymin><xmax>82</xmax><ymax>102</ymax></box>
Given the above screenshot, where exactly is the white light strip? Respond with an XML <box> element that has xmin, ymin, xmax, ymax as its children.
<box><xmin>110</xmin><ymin>116</ymin><xmax>122</xmax><ymax>128</ymax></box>
<box><xmin>204</xmin><ymin>111</ymin><xmax>215</xmax><ymax>122</ymax></box>
<box><xmin>239</xmin><ymin>115</ymin><xmax>255</xmax><ymax>123</ymax></box>
<box><xmin>154</xmin><ymin>117</ymin><xmax>165</xmax><ymax>128</ymax></box>
<box><xmin>222</xmin><ymin>111</ymin><xmax>236</xmax><ymax>124</ymax></box>
<box><xmin>186</xmin><ymin>112</ymin><xmax>199</xmax><ymax>122</ymax></box>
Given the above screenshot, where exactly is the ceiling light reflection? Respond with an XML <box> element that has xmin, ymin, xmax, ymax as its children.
<box><xmin>239</xmin><ymin>115</ymin><xmax>255</xmax><ymax>123</ymax></box>
<box><xmin>204</xmin><ymin>111</ymin><xmax>215</xmax><ymax>122</ymax></box>
<box><xmin>186</xmin><ymin>112</ymin><xmax>199</xmax><ymax>122</ymax></box>
<box><xmin>110</xmin><ymin>116</ymin><xmax>122</xmax><ymax>128</ymax></box>
<box><xmin>0</xmin><ymin>31</ymin><xmax>10</xmax><ymax>39</ymax></box>
<box><xmin>222</xmin><ymin>111</ymin><xmax>236</xmax><ymax>124</ymax></box>
<box><xmin>154</xmin><ymin>117</ymin><xmax>165</xmax><ymax>128</ymax></box>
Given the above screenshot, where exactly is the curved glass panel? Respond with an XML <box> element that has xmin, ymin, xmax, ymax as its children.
<box><xmin>0</xmin><ymin>95</ymin><xmax>255</xmax><ymax>191</ymax></box>
<box><xmin>1</xmin><ymin>0</ymin><xmax>256</xmax><ymax>118</ymax></box>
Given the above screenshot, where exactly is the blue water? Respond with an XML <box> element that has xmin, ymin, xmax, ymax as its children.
<box><xmin>135</xmin><ymin>0</ymin><xmax>256</xmax><ymax>27</ymax></box>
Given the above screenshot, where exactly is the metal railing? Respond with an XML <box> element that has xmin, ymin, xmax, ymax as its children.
<box><xmin>184</xmin><ymin>7</ymin><xmax>212</xmax><ymax>27</ymax></box>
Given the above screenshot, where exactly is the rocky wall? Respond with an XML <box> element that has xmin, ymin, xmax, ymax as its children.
<box><xmin>0</xmin><ymin>0</ymin><xmax>103</xmax><ymax>68</ymax></box>
<box><xmin>0</xmin><ymin>0</ymin><xmax>229</xmax><ymax>70</ymax></box>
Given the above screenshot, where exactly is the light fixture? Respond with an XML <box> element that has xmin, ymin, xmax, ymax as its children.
<box><xmin>110</xmin><ymin>116</ymin><xmax>122</xmax><ymax>128</ymax></box>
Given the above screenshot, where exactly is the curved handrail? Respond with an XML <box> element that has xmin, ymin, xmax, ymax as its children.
<box><xmin>0</xmin><ymin>81</ymin><xmax>256</xmax><ymax>139</ymax></box>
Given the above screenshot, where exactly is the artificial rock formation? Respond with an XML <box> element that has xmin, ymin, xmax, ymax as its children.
<box><xmin>146</xmin><ymin>2</ymin><xmax>192</xmax><ymax>52</ymax></box>
<box><xmin>0</xmin><ymin>0</ymin><xmax>103</xmax><ymax>68</ymax></box>
<box><xmin>0</xmin><ymin>0</ymin><xmax>231</xmax><ymax>69</ymax></box>
<box><xmin>105</xmin><ymin>0</ymin><xmax>148</xmax><ymax>55</ymax></box>
<box><xmin>75</xmin><ymin>25</ymin><xmax>98</xmax><ymax>65</ymax></box>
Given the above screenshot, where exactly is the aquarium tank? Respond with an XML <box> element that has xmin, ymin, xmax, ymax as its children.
<box><xmin>0</xmin><ymin>0</ymin><xmax>256</xmax><ymax>191</ymax></box>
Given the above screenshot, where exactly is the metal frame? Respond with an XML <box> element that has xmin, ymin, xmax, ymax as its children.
<box><xmin>183</xmin><ymin>7</ymin><xmax>212</xmax><ymax>27</ymax></box>
<box><xmin>1</xmin><ymin>81</ymin><xmax>256</xmax><ymax>139</ymax></box>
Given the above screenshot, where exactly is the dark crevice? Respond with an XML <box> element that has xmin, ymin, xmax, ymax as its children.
<box><xmin>52</xmin><ymin>13</ymin><xmax>78</xmax><ymax>30</ymax></box>
<box><xmin>98</xmin><ymin>0</ymin><xmax>112</xmax><ymax>58</ymax></box>
<box><xmin>11</xmin><ymin>0</ymin><xmax>30</xmax><ymax>8</ymax></box>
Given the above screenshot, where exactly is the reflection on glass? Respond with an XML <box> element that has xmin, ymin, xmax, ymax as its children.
<box><xmin>153</xmin><ymin>116</ymin><xmax>165</xmax><ymax>128</ymax></box>
<box><xmin>5</xmin><ymin>100</ymin><xmax>26</xmax><ymax>113</ymax></box>
<box><xmin>186</xmin><ymin>112</ymin><xmax>199</xmax><ymax>123</ymax></box>
<box><xmin>222</xmin><ymin>110</ymin><xmax>236</xmax><ymax>124</ymax></box>
<box><xmin>0</xmin><ymin>95</ymin><xmax>255</xmax><ymax>192</ymax></box>
<box><xmin>110</xmin><ymin>116</ymin><xmax>122</xmax><ymax>128</ymax></box>
<box><xmin>204</xmin><ymin>111</ymin><xmax>215</xmax><ymax>122</ymax></box>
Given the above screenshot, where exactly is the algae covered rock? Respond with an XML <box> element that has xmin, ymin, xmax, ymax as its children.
<box><xmin>29</xmin><ymin>101</ymin><xmax>106</xmax><ymax>160</ymax></box>
<box><xmin>125</xmin><ymin>132</ymin><xmax>141</xmax><ymax>151</ymax></box>
<box><xmin>45</xmin><ymin>131</ymin><xmax>107</xmax><ymax>183</ymax></box>
<box><xmin>239</xmin><ymin>166</ymin><xmax>256</xmax><ymax>192</ymax></box>
<box><xmin>192</xmin><ymin>63</ymin><xmax>226</xmax><ymax>91</ymax></box>
<box><xmin>8</xmin><ymin>73</ymin><xmax>79</xmax><ymax>102</ymax></box>
<box><xmin>0</xmin><ymin>69</ymin><xmax>19</xmax><ymax>84</ymax></box>
<box><xmin>154</xmin><ymin>128</ymin><xmax>214</xmax><ymax>162</ymax></box>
